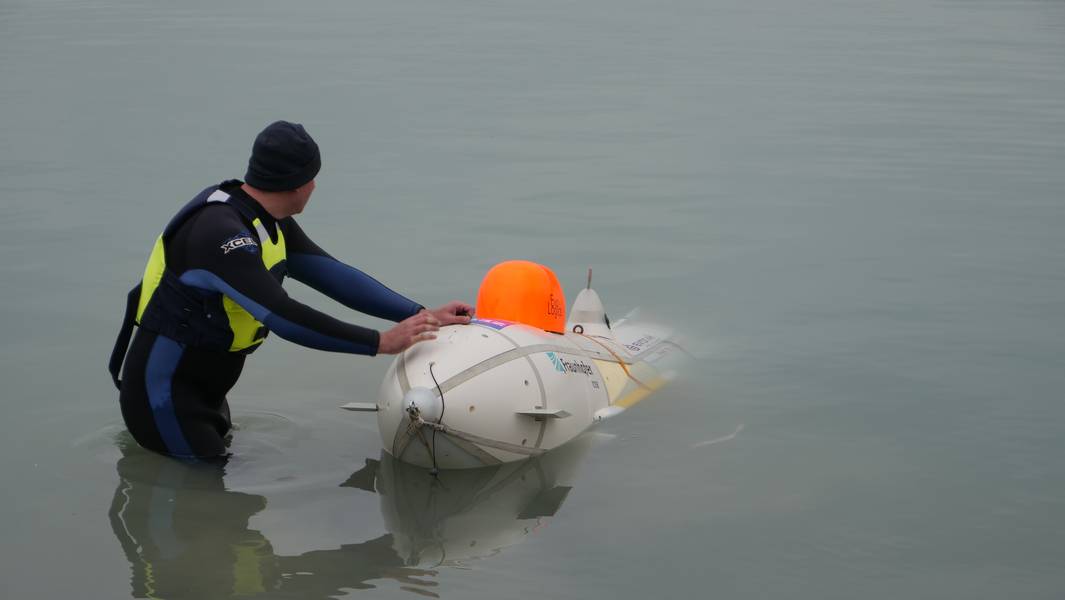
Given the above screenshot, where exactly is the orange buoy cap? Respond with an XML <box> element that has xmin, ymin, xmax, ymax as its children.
<box><xmin>476</xmin><ymin>260</ymin><xmax>566</xmax><ymax>333</ymax></box>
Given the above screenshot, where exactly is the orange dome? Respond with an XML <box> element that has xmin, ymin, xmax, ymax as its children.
<box><xmin>476</xmin><ymin>260</ymin><xmax>566</xmax><ymax>333</ymax></box>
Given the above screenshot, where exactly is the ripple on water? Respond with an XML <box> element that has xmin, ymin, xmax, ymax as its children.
<box><xmin>73</xmin><ymin>409</ymin><xmax>349</xmax><ymax>494</ymax></box>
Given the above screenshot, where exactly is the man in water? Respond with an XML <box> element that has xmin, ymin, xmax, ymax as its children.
<box><xmin>109</xmin><ymin>120</ymin><xmax>473</xmax><ymax>459</ymax></box>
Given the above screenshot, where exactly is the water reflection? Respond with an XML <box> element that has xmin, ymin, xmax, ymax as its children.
<box><xmin>108</xmin><ymin>436</ymin><xmax>435</xmax><ymax>598</ymax></box>
<box><xmin>108</xmin><ymin>433</ymin><xmax>596</xmax><ymax>598</ymax></box>
<box><xmin>366</xmin><ymin>432</ymin><xmax>596</xmax><ymax>567</ymax></box>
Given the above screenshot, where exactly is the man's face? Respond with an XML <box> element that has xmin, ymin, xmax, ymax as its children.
<box><xmin>290</xmin><ymin>179</ymin><xmax>315</xmax><ymax>214</ymax></box>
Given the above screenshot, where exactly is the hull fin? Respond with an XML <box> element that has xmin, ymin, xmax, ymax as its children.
<box><xmin>516</xmin><ymin>408</ymin><xmax>571</xmax><ymax>420</ymax></box>
<box><xmin>341</xmin><ymin>402</ymin><xmax>379</xmax><ymax>412</ymax></box>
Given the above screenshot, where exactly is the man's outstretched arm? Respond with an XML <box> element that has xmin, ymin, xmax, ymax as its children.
<box><xmin>281</xmin><ymin>218</ymin><xmax>424</xmax><ymax>322</ymax></box>
<box><xmin>177</xmin><ymin>208</ymin><xmax>439</xmax><ymax>354</ymax></box>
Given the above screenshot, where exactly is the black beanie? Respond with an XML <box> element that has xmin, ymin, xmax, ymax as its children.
<box><xmin>244</xmin><ymin>121</ymin><xmax>322</xmax><ymax>191</ymax></box>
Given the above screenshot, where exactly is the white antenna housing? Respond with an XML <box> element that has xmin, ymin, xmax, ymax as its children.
<box><xmin>567</xmin><ymin>280</ymin><xmax>612</xmax><ymax>337</ymax></box>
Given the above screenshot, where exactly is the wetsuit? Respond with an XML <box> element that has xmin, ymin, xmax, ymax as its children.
<box><xmin>113</xmin><ymin>180</ymin><xmax>422</xmax><ymax>458</ymax></box>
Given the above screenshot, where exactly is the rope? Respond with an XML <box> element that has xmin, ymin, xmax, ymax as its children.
<box><xmin>576</xmin><ymin>332</ymin><xmax>652</xmax><ymax>390</ymax></box>
<box><xmin>429</xmin><ymin>362</ymin><xmax>445</xmax><ymax>475</ymax></box>
<box><xmin>406</xmin><ymin>408</ymin><xmax>443</xmax><ymax>477</ymax></box>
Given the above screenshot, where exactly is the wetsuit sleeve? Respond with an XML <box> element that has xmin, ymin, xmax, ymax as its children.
<box><xmin>281</xmin><ymin>218</ymin><xmax>423</xmax><ymax>322</ymax></box>
<box><xmin>174</xmin><ymin>207</ymin><xmax>380</xmax><ymax>355</ymax></box>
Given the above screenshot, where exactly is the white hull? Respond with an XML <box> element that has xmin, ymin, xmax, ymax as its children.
<box><xmin>371</xmin><ymin>289</ymin><xmax>686</xmax><ymax>469</ymax></box>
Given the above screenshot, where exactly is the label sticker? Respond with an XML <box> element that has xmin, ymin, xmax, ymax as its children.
<box><xmin>220</xmin><ymin>232</ymin><xmax>259</xmax><ymax>255</ymax></box>
<box><xmin>546</xmin><ymin>352</ymin><xmax>594</xmax><ymax>376</ymax></box>
<box><xmin>471</xmin><ymin>318</ymin><xmax>513</xmax><ymax>330</ymax></box>
<box><xmin>623</xmin><ymin>334</ymin><xmax>660</xmax><ymax>356</ymax></box>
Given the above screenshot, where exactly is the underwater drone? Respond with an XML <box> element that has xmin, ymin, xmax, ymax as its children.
<box><xmin>343</xmin><ymin>260</ymin><xmax>686</xmax><ymax>469</ymax></box>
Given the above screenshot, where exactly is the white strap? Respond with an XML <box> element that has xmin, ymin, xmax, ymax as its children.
<box><xmin>207</xmin><ymin>189</ymin><xmax>230</xmax><ymax>203</ymax></box>
<box><xmin>253</xmin><ymin>219</ymin><xmax>271</xmax><ymax>244</ymax></box>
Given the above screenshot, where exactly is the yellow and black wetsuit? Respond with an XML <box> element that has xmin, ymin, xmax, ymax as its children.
<box><xmin>110</xmin><ymin>180</ymin><xmax>422</xmax><ymax>458</ymax></box>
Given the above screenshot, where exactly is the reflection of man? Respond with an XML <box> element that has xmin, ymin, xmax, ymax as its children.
<box><xmin>107</xmin><ymin>436</ymin><xmax>438</xmax><ymax>599</ymax></box>
<box><xmin>108</xmin><ymin>120</ymin><xmax>473</xmax><ymax>459</ymax></box>
<box><xmin>108</xmin><ymin>437</ymin><xmax>278</xmax><ymax>598</ymax></box>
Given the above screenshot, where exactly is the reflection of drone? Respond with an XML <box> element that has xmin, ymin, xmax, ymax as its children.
<box><xmin>345</xmin><ymin>432</ymin><xmax>603</xmax><ymax>568</ymax></box>
<box><xmin>346</xmin><ymin>261</ymin><xmax>689</xmax><ymax>470</ymax></box>
<box><xmin>108</xmin><ymin>431</ymin><xmax>600</xmax><ymax>598</ymax></box>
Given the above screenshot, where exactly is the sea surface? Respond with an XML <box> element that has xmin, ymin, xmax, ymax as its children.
<box><xmin>1</xmin><ymin>0</ymin><xmax>1063</xmax><ymax>598</ymax></box>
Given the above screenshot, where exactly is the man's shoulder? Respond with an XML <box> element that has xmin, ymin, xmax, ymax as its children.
<box><xmin>185</xmin><ymin>202</ymin><xmax>249</xmax><ymax>234</ymax></box>
<box><xmin>172</xmin><ymin>202</ymin><xmax>262</xmax><ymax>260</ymax></box>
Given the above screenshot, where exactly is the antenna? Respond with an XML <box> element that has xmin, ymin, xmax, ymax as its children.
<box><xmin>586</xmin><ymin>267</ymin><xmax>592</xmax><ymax>289</ymax></box>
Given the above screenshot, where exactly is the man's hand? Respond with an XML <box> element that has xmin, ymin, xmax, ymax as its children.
<box><xmin>426</xmin><ymin>301</ymin><xmax>475</xmax><ymax>326</ymax></box>
<box><xmin>378</xmin><ymin>312</ymin><xmax>441</xmax><ymax>354</ymax></box>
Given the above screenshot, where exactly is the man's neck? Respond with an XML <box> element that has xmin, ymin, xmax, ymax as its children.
<box><xmin>241</xmin><ymin>183</ymin><xmax>293</xmax><ymax>220</ymax></box>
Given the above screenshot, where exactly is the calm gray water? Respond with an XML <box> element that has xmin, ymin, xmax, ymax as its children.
<box><xmin>2</xmin><ymin>0</ymin><xmax>1064</xmax><ymax>598</ymax></box>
